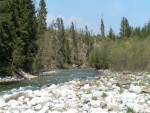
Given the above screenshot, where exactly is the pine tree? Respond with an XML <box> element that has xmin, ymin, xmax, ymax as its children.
<box><xmin>120</xmin><ymin>17</ymin><xmax>131</xmax><ymax>38</ymax></box>
<box><xmin>0</xmin><ymin>0</ymin><xmax>37</xmax><ymax>74</ymax></box>
<box><xmin>37</xmin><ymin>0</ymin><xmax>47</xmax><ymax>34</ymax></box>
<box><xmin>84</xmin><ymin>25</ymin><xmax>93</xmax><ymax>58</ymax></box>
<box><xmin>70</xmin><ymin>22</ymin><xmax>78</xmax><ymax>62</ymax></box>
<box><xmin>34</xmin><ymin>0</ymin><xmax>47</xmax><ymax>71</ymax></box>
<box><xmin>0</xmin><ymin>0</ymin><xmax>14</xmax><ymax>74</ymax></box>
<box><xmin>15</xmin><ymin>0</ymin><xmax>37</xmax><ymax>72</ymax></box>
<box><xmin>100</xmin><ymin>18</ymin><xmax>105</xmax><ymax>38</ymax></box>
<box><xmin>64</xmin><ymin>39</ymin><xmax>71</xmax><ymax>64</ymax></box>
<box><xmin>108</xmin><ymin>26</ymin><xmax>115</xmax><ymax>39</ymax></box>
<box><xmin>54</xmin><ymin>17</ymin><xmax>66</xmax><ymax>67</ymax></box>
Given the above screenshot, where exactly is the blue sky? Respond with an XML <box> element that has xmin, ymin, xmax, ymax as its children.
<box><xmin>36</xmin><ymin>0</ymin><xmax>150</xmax><ymax>35</ymax></box>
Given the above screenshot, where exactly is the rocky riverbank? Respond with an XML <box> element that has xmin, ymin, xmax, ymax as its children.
<box><xmin>0</xmin><ymin>70</ymin><xmax>37</xmax><ymax>84</ymax></box>
<box><xmin>0</xmin><ymin>75</ymin><xmax>24</xmax><ymax>84</ymax></box>
<box><xmin>0</xmin><ymin>70</ymin><xmax>150</xmax><ymax>113</ymax></box>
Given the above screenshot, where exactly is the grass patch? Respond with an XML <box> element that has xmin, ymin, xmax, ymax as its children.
<box><xmin>96</xmin><ymin>82</ymin><xmax>100</xmax><ymax>87</ymax></box>
<box><xmin>92</xmin><ymin>96</ymin><xmax>98</xmax><ymax>100</ymax></box>
<box><xmin>135</xmin><ymin>82</ymin><xmax>145</xmax><ymax>86</ymax></box>
<box><xmin>101</xmin><ymin>92</ymin><xmax>107</xmax><ymax>98</ymax></box>
<box><xmin>85</xmin><ymin>90</ymin><xmax>92</xmax><ymax>94</ymax></box>
<box><xmin>119</xmin><ymin>88</ymin><xmax>124</xmax><ymax>94</ymax></box>
<box><xmin>126</xmin><ymin>107</ymin><xmax>135</xmax><ymax>113</ymax></box>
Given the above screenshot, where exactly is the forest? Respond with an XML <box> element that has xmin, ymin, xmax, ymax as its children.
<box><xmin>1</xmin><ymin>0</ymin><xmax>150</xmax><ymax>76</ymax></box>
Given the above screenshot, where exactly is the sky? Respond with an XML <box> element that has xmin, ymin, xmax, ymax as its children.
<box><xmin>36</xmin><ymin>0</ymin><xmax>150</xmax><ymax>35</ymax></box>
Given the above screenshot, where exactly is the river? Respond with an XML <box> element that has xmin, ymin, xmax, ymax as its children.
<box><xmin>0</xmin><ymin>69</ymin><xmax>100</xmax><ymax>96</ymax></box>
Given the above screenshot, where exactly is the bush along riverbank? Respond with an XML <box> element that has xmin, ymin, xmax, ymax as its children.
<box><xmin>0</xmin><ymin>70</ymin><xmax>150</xmax><ymax>113</ymax></box>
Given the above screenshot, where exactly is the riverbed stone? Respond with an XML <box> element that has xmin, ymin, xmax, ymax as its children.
<box><xmin>147</xmin><ymin>100</ymin><xmax>150</xmax><ymax>105</ymax></box>
<box><xmin>0</xmin><ymin>99</ymin><xmax>6</xmax><ymax>107</ymax></box>
<box><xmin>5</xmin><ymin>92</ymin><xmax>26</xmax><ymax>102</ymax></box>
<box><xmin>129</xmin><ymin>85</ymin><xmax>142</xmax><ymax>94</ymax></box>
<box><xmin>90</xmin><ymin>108</ymin><xmax>108</xmax><ymax>113</ymax></box>
<box><xmin>37</xmin><ymin>106</ymin><xmax>49</xmax><ymax>113</ymax></box>
<box><xmin>34</xmin><ymin>104</ymin><xmax>42</xmax><ymax>110</ymax></box>
<box><xmin>24</xmin><ymin>109</ymin><xmax>35</xmax><ymax>113</ymax></box>
<box><xmin>133</xmin><ymin>104</ymin><xmax>145</xmax><ymax>113</ymax></box>
<box><xmin>142</xmin><ymin>88</ymin><xmax>150</xmax><ymax>93</ymax></box>
<box><xmin>100</xmin><ymin>102</ymin><xmax>107</xmax><ymax>108</ymax></box>
<box><xmin>30</xmin><ymin>97</ymin><xmax>39</xmax><ymax>106</ymax></box>
<box><xmin>91</xmin><ymin>100</ymin><xmax>100</xmax><ymax>108</ymax></box>
<box><xmin>145</xmin><ymin>108</ymin><xmax>150</xmax><ymax>113</ymax></box>
<box><xmin>108</xmin><ymin>105</ymin><xmax>119</xmax><ymax>112</ymax></box>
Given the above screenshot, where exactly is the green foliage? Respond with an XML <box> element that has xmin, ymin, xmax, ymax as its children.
<box><xmin>119</xmin><ymin>88</ymin><xmax>124</xmax><ymax>94</ymax></box>
<box><xmin>37</xmin><ymin>0</ymin><xmax>47</xmax><ymax>33</ymax></box>
<box><xmin>120</xmin><ymin>17</ymin><xmax>131</xmax><ymax>38</ymax></box>
<box><xmin>126</xmin><ymin>107</ymin><xmax>135</xmax><ymax>113</ymax></box>
<box><xmin>92</xmin><ymin>96</ymin><xmax>98</xmax><ymax>100</ymax></box>
<box><xmin>85</xmin><ymin>89</ymin><xmax>92</xmax><ymax>94</ymax></box>
<box><xmin>64</xmin><ymin>39</ymin><xmax>71</xmax><ymax>64</ymax></box>
<box><xmin>89</xmin><ymin>40</ymin><xmax>110</xmax><ymax>69</ymax></box>
<box><xmin>108</xmin><ymin>26</ymin><xmax>115</xmax><ymax>39</ymax></box>
<box><xmin>2</xmin><ymin>0</ymin><xmax>150</xmax><ymax>76</ymax></box>
<box><xmin>100</xmin><ymin>18</ymin><xmax>105</xmax><ymax>38</ymax></box>
<box><xmin>70</xmin><ymin>22</ymin><xmax>78</xmax><ymax>62</ymax></box>
<box><xmin>135</xmin><ymin>82</ymin><xmax>145</xmax><ymax>86</ymax></box>
<box><xmin>101</xmin><ymin>92</ymin><xmax>107</xmax><ymax>98</ymax></box>
<box><xmin>0</xmin><ymin>0</ymin><xmax>37</xmax><ymax>75</ymax></box>
<box><xmin>90</xmin><ymin>37</ymin><xmax>150</xmax><ymax>71</ymax></box>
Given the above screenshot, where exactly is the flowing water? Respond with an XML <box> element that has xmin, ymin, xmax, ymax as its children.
<box><xmin>0</xmin><ymin>69</ymin><xmax>100</xmax><ymax>96</ymax></box>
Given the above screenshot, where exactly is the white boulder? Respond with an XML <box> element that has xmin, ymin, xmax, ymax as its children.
<box><xmin>90</xmin><ymin>100</ymin><xmax>100</xmax><ymax>108</ymax></box>
<box><xmin>0</xmin><ymin>99</ymin><xmax>6</xmax><ymax>107</ymax></box>
<box><xmin>129</xmin><ymin>85</ymin><xmax>142</xmax><ymax>94</ymax></box>
<box><xmin>34</xmin><ymin>104</ymin><xmax>42</xmax><ymax>110</ymax></box>
<box><xmin>37</xmin><ymin>106</ymin><xmax>49</xmax><ymax>113</ymax></box>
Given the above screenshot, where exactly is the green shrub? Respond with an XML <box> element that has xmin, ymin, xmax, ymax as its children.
<box><xmin>119</xmin><ymin>88</ymin><xmax>124</xmax><ymax>94</ymax></box>
<box><xmin>92</xmin><ymin>96</ymin><xmax>98</xmax><ymax>100</ymax></box>
<box><xmin>126</xmin><ymin>107</ymin><xmax>135</xmax><ymax>113</ymax></box>
<box><xmin>101</xmin><ymin>92</ymin><xmax>107</xmax><ymax>98</ymax></box>
<box><xmin>89</xmin><ymin>40</ymin><xmax>111</xmax><ymax>69</ymax></box>
<box><xmin>89</xmin><ymin>37</ymin><xmax>150</xmax><ymax>71</ymax></box>
<box><xmin>85</xmin><ymin>90</ymin><xmax>92</xmax><ymax>94</ymax></box>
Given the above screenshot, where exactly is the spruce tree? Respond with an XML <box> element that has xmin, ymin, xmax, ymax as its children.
<box><xmin>34</xmin><ymin>0</ymin><xmax>47</xmax><ymax>71</ymax></box>
<box><xmin>70</xmin><ymin>22</ymin><xmax>78</xmax><ymax>62</ymax></box>
<box><xmin>37</xmin><ymin>0</ymin><xmax>47</xmax><ymax>34</ymax></box>
<box><xmin>108</xmin><ymin>26</ymin><xmax>115</xmax><ymax>39</ymax></box>
<box><xmin>64</xmin><ymin>39</ymin><xmax>71</xmax><ymax>64</ymax></box>
<box><xmin>15</xmin><ymin>0</ymin><xmax>37</xmax><ymax>72</ymax></box>
<box><xmin>84</xmin><ymin>25</ymin><xmax>93</xmax><ymax>58</ymax></box>
<box><xmin>0</xmin><ymin>0</ymin><xmax>37</xmax><ymax>74</ymax></box>
<box><xmin>120</xmin><ymin>17</ymin><xmax>130</xmax><ymax>38</ymax></box>
<box><xmin>100</xmin><ymin>18</ymin><xmax>105</xmax><ymax>38</ymax></box>
<box><xmin>55</xmin><ymin>17</ymin><xmax>66</xmax><ymax>67</ymax></box>
<box><xmin>0</xmin><ymin>0</ymin><xmax>14</xmax><ymax>74</ymax></box>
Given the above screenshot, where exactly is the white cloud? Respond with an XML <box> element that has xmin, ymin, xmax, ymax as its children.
<box><xmin>46</xmin><ymin>13</ymin><xmax>83</xmax><ymax>27</ymax></box>
<box><xmin>46</xmin><ymin>14</ymin><xmax>99</xmax><ymax>34</ymax></box>
<box><xmin>46</xmin><ymin>14</ymin><xmax>56</xmax><ymax>24</ymax></box>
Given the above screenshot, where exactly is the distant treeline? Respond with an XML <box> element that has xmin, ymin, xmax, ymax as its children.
<box><xmin>1</xmin><ymin>0</ymin><xmax>150</xmax><ymax>76</ymax></box>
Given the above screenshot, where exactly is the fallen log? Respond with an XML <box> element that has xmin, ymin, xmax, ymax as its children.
<box><xmin>17</xmin><ymin>69</ymin><xmax>37</xmax><ymax>79</ymax></box>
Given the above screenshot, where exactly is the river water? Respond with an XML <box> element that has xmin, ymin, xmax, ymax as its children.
<box><xmin>0</xmin><ymin>69</ymin><xmax>100</xmax><ymax>96</ymax></box>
